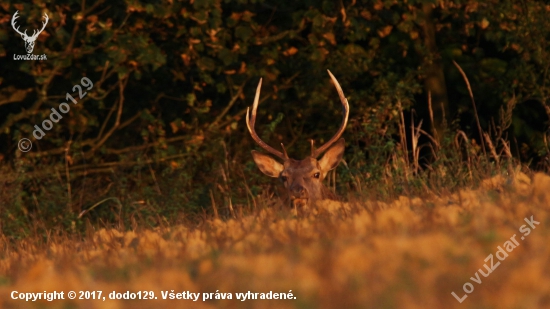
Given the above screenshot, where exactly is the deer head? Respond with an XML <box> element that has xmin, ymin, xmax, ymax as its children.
<box><xmin>247</xmin><ymin>70</ymin><xmax>349</xmax><ymax>208</ymax></box>
<box><xmin>11</xmin><ymin>11</ymin><xmax>49</xmax><ymax>54</ymax></box>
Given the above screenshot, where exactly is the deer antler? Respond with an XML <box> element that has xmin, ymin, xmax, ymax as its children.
<box><xmin>246</xmin><ymin>78</ymin><xmax>288</xmax><ymax>160</ymax></box>
<box><xmin>310</xmin><ymin>70</ymin><xmax>349</xmax><ymax>158</ymax></box>
<box><xmin>31</xmin><ymin>13</ymin><xmax>49</xmax><ymax>39</ymax></box>
<box><xmin>247</xmin><ymin>71</ymin><xmax>348</xmax><ymax>160</ymax></box>
<box><xmin>11</xmin><ymin>11</ymin><xmax>26</xmax><ymax>37</ymax></box>
<box><xmin>11</xmin><ymin>11</ymin><xmax>49</xmax><ymax>39</ymax></box>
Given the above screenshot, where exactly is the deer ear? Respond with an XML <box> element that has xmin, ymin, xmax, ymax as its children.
<box><xmin>319</xmin><ymin>138</ymin><xmax>345</xmax><ymax>177</ymax></box>
<box><xmin>251</xmin><ymin>150</ymin><xmax>284</xmax><ymax>178</ymax></box>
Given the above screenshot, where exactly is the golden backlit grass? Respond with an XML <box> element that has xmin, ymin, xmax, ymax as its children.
<box><xmin>1</xmin><ymin>172</ymin><xmax>550</xmax><ymax>309</ymax></box>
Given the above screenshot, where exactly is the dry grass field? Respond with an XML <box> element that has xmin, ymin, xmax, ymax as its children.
<box><xmin>1</xmin><ymin>171</ymin><xmax>550</xmax><ymax>309</ymax></box>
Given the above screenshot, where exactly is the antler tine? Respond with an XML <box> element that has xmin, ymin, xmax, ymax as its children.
<box><xmin>31</xmin><ymin>13</ymin><xmax>49</xmax><ymax>38</ymax></box>
<box><xmin>38</xmin><ymin>13</ymin><xmax>48</xmax><ymax>35</ymax></box>
<box><xmin>11</xmin><ymin>11</ymin><xmax>26</xmax><ymax>36</ymax></box>
<box><xmin>311</xmin><ymin>70</ymin><xmax>350</xmax><ymax>158</ymax></box>
<box><xmin>280</xmin><ymin>143</ymin><xmax>289</xmax><ymax>159</ymax></box>
<box><xmin>246</xmin><ymin>78</ymin><xmax>286</xmax><ymax>160</ymax></box>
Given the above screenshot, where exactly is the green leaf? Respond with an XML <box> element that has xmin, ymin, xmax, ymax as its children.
<box><xmin>235</xmin><ymin>26</ymin><xmax>252</xmax><ymax>41</ymax></box>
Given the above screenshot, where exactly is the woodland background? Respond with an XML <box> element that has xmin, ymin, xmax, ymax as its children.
<box><xmin>0</xmin><ymin>0</ymin><xmax>549</xmax><ymax>237</ymax></box>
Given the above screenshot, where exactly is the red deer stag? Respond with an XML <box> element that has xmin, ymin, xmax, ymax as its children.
<box><xmin>246</xmin><ymin>70</ymin><xmax>349</xmax><ymax>208</ymax></box>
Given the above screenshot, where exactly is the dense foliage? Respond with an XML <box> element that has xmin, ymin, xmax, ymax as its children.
<box><xmin>0</xmin><ymin>0</ymin><xmax>549</xmax><ymax>235</ymax></box>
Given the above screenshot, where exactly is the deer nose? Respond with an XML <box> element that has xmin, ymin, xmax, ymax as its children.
<box><xmin>290</xmin><ymin>183</ymin><xmax>306</xmax><ymax>196</ymax></box>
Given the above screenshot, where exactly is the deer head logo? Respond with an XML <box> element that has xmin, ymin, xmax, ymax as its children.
<box><xmin>247</xmin><ymin>70</ymin><xmax>350</xmax><ymax>208</ymax></box>
<box><xmin>11</xmin><ymin>10</ymin><xmax>49</xmax><ymax>54</ymax></box>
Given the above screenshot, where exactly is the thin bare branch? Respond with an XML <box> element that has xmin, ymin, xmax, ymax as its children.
<box><xmin>85</xmin><ymin>77</ymin><xmax>127</xmax><ymax>157</ymax></box>
<box><xmin>209</xmin><ymin>81</ymin><xmax>246</xmax><ymax>130</ymax></box>
<box><xmin>453</xmin><ymin>60</ymin><xmax>487</xmax><ymax>158</ymax></box>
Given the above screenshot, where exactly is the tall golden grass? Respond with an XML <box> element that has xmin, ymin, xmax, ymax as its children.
<box><xmin>1</xmin><ymin>171</ymin><xmax>549</xmax><ymax>309</ymax></box>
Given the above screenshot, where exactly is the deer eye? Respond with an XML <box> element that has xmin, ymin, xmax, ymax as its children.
<box><xmin>281</xmin><ymin>176</ymin><xmax>288</xmax><ymax>182</ymax></box>
<box><xmin>313</xmin><ymin>172</ymin><xmax>320</xmax><ymax>179</ymax></box>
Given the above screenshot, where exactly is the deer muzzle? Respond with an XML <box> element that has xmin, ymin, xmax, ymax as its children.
<box><xmin>291</xmin><ymin>197</ymin><xmax>308</xmax><ymax>208</ymax></box>
<box><xmin>289</xmin><ymin>182</ymin><xmax>309</xmax><ymax>207</ymax></box>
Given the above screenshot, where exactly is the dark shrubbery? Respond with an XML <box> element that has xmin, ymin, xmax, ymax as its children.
<box><xmin>0</xmin><ymin>0</ymin><xmax>548</xmax><ymax>237</ymax></box>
